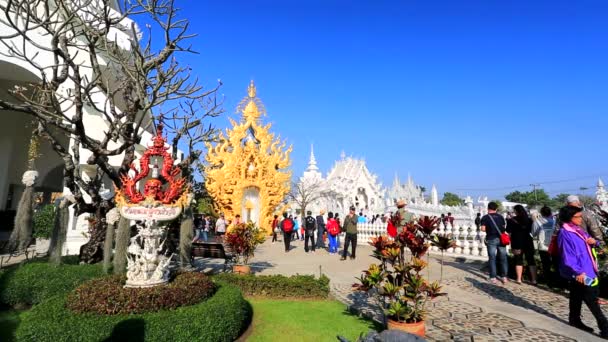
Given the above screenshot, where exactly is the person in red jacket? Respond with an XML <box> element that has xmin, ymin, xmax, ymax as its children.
<box><xmin>326</xmin><ymin>212</ymin><xmax>340</xmax><ymax>254</ymax></box>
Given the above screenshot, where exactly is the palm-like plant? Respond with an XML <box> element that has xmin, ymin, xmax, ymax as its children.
<box><xmin>430</xmin><ymin>234</ymin><xmax>457</xmax><ymax>282</ymax></box>
<box><xmin>354</xmin><ymin>217</ymin><xmax>445</xmax><ymax>325</ymax></box>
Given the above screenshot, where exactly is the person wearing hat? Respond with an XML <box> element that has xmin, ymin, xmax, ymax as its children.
<box><xmin>555</xmin><ymin>195</ymin><xmax>604</xmax><ymax>242</ymax></box>
<box><xmin>341</xmin><ymin>206</ymin><xmax>359</xmax><ymax>260</ymax></box>
<box><xmin>316</xmin><ymin>209</ymin><xmax>327</xmax><ymax>249</ymax></box>
<box><xmin>304</xmin><ymin>210</ymin><xmax>317</xmax><ymax>253</ymax></box>
<box><xmin>395</xmin><ymin>199</ymin><xmax>414</xmax><ymax>234</ymax></box>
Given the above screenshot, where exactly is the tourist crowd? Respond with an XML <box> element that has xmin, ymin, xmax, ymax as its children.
<box><xmin>480</xmin><ymin>195</ymin><xmax>608</xmax><ymax>339</ymax></box>
<box><xmin>191</xmin><ymin>195</ymin><xmax>608</xmax><ymax>338</ymax></box>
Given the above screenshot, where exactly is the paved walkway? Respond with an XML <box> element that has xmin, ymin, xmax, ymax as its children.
<box><xmin>196</xmin><ymin>238</ymin><xmax>607</xmax><ymax>341</ymax></box>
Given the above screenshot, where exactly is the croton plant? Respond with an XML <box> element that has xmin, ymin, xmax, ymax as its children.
<box><xmin>224</xmin><ymin>222</ymin><xmax>266</xmax><ymax>265</ymax></box>
<box><xmin>353</xmin><ymin>216</ymin><xmax>446</xmax><ymax>324</ymax></box>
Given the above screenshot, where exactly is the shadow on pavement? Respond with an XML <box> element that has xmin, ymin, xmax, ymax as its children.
<box><xmin>464</xmin><ymin>276</ymin><xmax>569</xmax><ymax>325</ymax></box>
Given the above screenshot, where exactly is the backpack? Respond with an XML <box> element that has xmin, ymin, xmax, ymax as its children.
<box><xmin>327</xmin><ymin>220</ymin><xmax>340</xmax><ymax>236</ymax></box>
<box><xmin>305</xmin><ymin>216</ymin><xmax>316</xmax><ymax>230</ymax></box>
<box><xmin>282</xmin><ymin>218</ymin><xmax>294</xmax><ymax>233</ymax></box>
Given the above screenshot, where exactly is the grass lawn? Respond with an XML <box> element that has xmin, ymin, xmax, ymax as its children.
<box><xmin>246</xmin><ymin>299</ymin><xmax>380</xmax><ymax>342</ymax></box>
<box><xmin>0</xmin><ymin>309</ymin><xmax>23</xmax><ymax>342</ymax></box>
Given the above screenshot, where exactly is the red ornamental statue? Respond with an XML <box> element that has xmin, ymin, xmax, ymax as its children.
<box><xmin>118</xmin><ymin>123</ymin><xmax>186</xmax><ymax>205</ymax></box>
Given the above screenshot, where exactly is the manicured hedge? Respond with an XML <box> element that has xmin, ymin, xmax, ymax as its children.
<box><xmin>0</xmin><ymin>259</ymin><xmax>103</xmax><ymax>306</ymax></box>
<box><xmin>66</xmin><ymin>272</ymin><xmax>216</xmax><ymax>314</ymax></box>
<box><xmin>214</xmin><ymin>273</ymin><xmax>330</xmax><ymax>299</ymax></box>
<box><xmin>15</xmin><ymin>282</ymin><xmax>251</xmax><ymax>342</ymax></box>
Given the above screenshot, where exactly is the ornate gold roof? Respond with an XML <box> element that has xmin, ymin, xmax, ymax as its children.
<box><xmin>205</xmin><ymin>81</ymin><xmax>292</xmax><ymax>233</ymax></box>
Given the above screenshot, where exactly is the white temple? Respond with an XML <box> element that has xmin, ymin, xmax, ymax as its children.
<box><xmin>295</xmin><ymin>145</ymin><xmax>493</xmax><ymax>223</ymax></box>
<box><xmin>386</xmin><ymin>173</ymin><xmax>425</xmax><ymax>205</ymax></box>
<box><xmin>297</xmin><ymin>147</ymin><xmax>385</xmax><ymax>216</ymax></box>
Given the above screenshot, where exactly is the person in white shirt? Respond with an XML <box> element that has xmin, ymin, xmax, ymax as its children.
<box><xmin>215</xmin><ymin>213</ymin><xmax>227</xmax><ymax>239</ymax></box>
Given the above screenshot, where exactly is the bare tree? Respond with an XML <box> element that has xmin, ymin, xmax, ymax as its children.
<box><xmin>160</xmin><ymin>97</ymin><xmax>224</xmax><ymax>269</ymax></box>
<box><xmin>287</xmin><ymin>180</ymin><xmax>323</xmax><ymax>218</ymax></box>
<box><xmin>0</xmin><ymin>0</ymin><xmax>221</xmax><ymax>263</ymax></box>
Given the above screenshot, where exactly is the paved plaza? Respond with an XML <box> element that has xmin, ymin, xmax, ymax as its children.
<box><xmin>196</xmin><ymin>238</ymin><xmax>607</xmax><ymax>341</ymax></box>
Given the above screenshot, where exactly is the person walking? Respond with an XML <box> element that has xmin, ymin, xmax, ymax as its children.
<box><xmin>292</xmin><ymin>215</ymin><xmax>300</xmax><ymax>241</ymax></box>
<box><xmin>395</xmin><ymin>200</ymin><xmax>413</xmax><ymax>233</ymax></box>
<box><xmin>192</xmin><ymin>215</ymin><xmax>203</xmax><ymax>243</ymax></box>
<box><xmin>202</xmin><ymin>215</ymin><xmax>211</xmax><ymax>242</ymax></box>
<box><xmin>271</xmin><ymin>214</ymin><xmax>279</xmax><ymax>243</ymax></box>
<box><xmin>507</xmin><ymin>205</ymin><xmax>537</xmax><ymax>284</ymax></box>
<box><xmin>316</xmin><ymin>210</ymin><xmax>326</xmax><ymax>249</ymax></box>
<box><xmin>335</xmin><ymin>213</ymin><xmax>341</xmax><ymax>248</ymax></box>
<box><xmin>215</xmin><ymin>213</ymin><xmax>227</xmax><ymax>240</ymax></box>
<box><xmin>533</xmin><ymin>206</ymin><xmax>559</xmax><ymax>286</ymax></box>
<box><xmin>341</xmin><ymin>206</ymin><xmax>358</xmax><ymax>260</ymax></box>
<box><xmin>480</xmin><ymin>202</ymin><xmax>509</xmax><ymax>284</ymax></box>
<box><xmin>326</xmin><ymin>212</ymin><xmax>340</xmax><ymax>254</ymax></box>
<box><xmin>304</xmin><ymin>211</ymin><xmax>316</xmax><ymax>253</ymax></box>
<box><xmin>557</xmin><ymin>205</ymin><xmax>608</xmax><ymax>337</ymax></box>
<box><xmin>475</xmin><ymin>213</ymin><xmax>482</xmax><ymax>231</ymax></box>
<box><xmin>280</xmin><ymin>212</ymin><xmax>295</xmax><ymax>252</ymax></box>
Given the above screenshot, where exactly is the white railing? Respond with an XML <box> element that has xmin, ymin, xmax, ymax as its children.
<box><xmin>353</xmin><ymin>222</ymin><xmax>504</xmax><ymax>260</ymax></box>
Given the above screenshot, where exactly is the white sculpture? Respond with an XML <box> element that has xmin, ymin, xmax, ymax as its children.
<box><xmin>125</xmin><ymin>220</ymin><xmax>173</xmax><ymax>288</ymax></box>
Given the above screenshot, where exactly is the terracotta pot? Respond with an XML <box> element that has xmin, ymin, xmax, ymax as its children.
<box><xmin>233</xmin><ymin>265</ymin><xmax>251</xmax><ymax>274</ymax></box>
<box><xmin>387</xmin><ymin>318</ymin><xmax>425</xmax><ymax>337</ymax></box>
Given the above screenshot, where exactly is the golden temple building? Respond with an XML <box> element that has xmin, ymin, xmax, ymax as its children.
<box><xmin>205</xmin><ymin>81</ymin><xmax>292</xmax><ymax>234</ymax></box>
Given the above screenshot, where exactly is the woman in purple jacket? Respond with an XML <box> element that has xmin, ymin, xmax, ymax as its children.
<box><xmin>558</xmin><ymin>205</ymin><xmax>608</xmax><ymax>338</ymax></box>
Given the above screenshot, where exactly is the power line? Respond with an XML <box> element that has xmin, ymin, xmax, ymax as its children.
<box><xmin>455</xmin><ymin>172</ymin><xmax>607</xmax><ymax>192</ymax></box>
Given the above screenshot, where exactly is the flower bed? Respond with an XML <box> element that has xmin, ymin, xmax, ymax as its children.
<box><xmin>15</xmin><ymin>282</ymin><xmax>251</xmax><ymax>342</ymax></box>
<box><xmin>66</xmin><ymin>272</ymin><xmax>215</xmax><ymax>315</ymax></box>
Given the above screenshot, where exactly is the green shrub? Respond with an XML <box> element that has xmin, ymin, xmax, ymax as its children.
<box><xmin>32</xmin><ymin>205</ymin><xmax>55</xmax><ymax>239</ymax></box>
<box><xmin>214</xmin><ymin>273</ymin><xmax>330</xmax><ymax>299</ymax></box>
<box><xmin>16</xmin><ymin>283</ymin><xmax>251</xmax><ymax>342</ymax></box>
<box><xmin>0</xmin><ymin>259</ymin><xmax>103</xmax><ymax>306</ymax></box>
<box><xmin>66</xmin><ymin>272</ymin><xmax>216</xmax><ymax>314</ymax></box>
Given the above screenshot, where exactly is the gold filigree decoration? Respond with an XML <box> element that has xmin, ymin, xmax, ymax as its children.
<box><xmin>205</xmin><ymin>81</ymin><xmax>292</xmax><ymax>234</ymax></box>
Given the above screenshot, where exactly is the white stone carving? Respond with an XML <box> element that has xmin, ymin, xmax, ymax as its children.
<box><xmin>125</xmin><ymin>220</ymin><xmax>173</xmax><ymax>288</ymax></box>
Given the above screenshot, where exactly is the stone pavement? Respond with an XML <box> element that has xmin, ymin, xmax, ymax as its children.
<box><xmin>200</xmin><ymin>238</ymin><xmax>606</xmax><ymax>341</ymax></box>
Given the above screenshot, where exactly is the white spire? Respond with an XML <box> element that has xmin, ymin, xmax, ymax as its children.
<box><xmin>431</xmin><ymin>184</ymin><xmax>438</xmax><ymax>206</ymax></box>
<box><xmin>393</xmin><ymin>172</ymin><xmax>400</xmax><ymax>187</ymax></box>
<box><xmin>599</xmin><ymin>178</ymin><xmax>605</xmax><ymax>188</ymax></box>
<box><xmin>306</xmin><ymin>143</ymin><xmax>319</xmax><ymax>172</ymax></box>
<box><xmin>340</xmin><ymin>150</ymin><xmax>346</xmax><ymax>160</ymax></box>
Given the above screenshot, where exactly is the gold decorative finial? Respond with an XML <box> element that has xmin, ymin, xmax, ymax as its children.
<box><xmin>247</xmin><ymin>80</ymin><xmax>256</xmax><ymax>98</ymax></box>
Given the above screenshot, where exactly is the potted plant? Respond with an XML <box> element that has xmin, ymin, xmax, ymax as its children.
<box><xmin>354</xmin><ymin>216</ymin><xmax>445</xmax><ymax>337</ymax></box>
<box><xmin>224</xmin><ymin>221</ymin><xmax>265</xmax><ymax>274</ymax></box>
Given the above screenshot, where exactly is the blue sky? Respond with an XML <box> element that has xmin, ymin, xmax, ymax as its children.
<box><xmin>169</xmin><ymin>0</ymin><xmax>608</xmax><ymax>200</ymax></box>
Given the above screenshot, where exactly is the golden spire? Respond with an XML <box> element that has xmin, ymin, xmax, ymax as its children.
<box><xmin>248</xmin><ymin>80</ymin><xmax>256</xmax><ymax>98</ymax></box>
<box><xmin>205</xmin><ymin>82</ymin><xmax>292</xmax><ymax>234</ymax></box>
<box><xmin>237</xmin><ymin>79</ymin><xmax>266</xmax><ymax>122</ymax></box>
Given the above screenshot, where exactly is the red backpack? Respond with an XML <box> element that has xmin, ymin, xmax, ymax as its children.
<box><xmin>327</xmin><ymin>220</ymin><xmax>340</xmax><ymax>236</ymax></box>
<box><xmin>282</xmin><ymin>218</ymin><xmax>294</xmax><ymax>233</ymax></box>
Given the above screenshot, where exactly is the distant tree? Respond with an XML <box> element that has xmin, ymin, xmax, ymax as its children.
<box><xmin>440</xmin><ymin>192</ymin><xmax>463</xmax><ymax>206</ymax></box>
<box><xmin>551</xmin><ymin>193</ymin><xmax>570</xmax><ymax>208</ymax></box>
<box><xmin>419</xmin><ymin>186</ymin><xmax>427</xmax><ymax>194</ymax></box>
<box><xmin>287</xmin><ymin>180</ymin><xmax>322</xmax><ymax>218</ymax></box>
<box><xmin>490</xmin><ymin>200</ymin><xmax>504</xmax><ymax>212</ymax></box>
<box><xmin>505</xmin><ymin>189</ymin><xmax>551</xmax><ymax>208</ymax></box>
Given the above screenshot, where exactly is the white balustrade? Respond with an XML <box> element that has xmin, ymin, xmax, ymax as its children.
<box><xmin>353</xmin><ymin>221</ymin><xmax>489</xmax><ymax>261</ymax></box>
